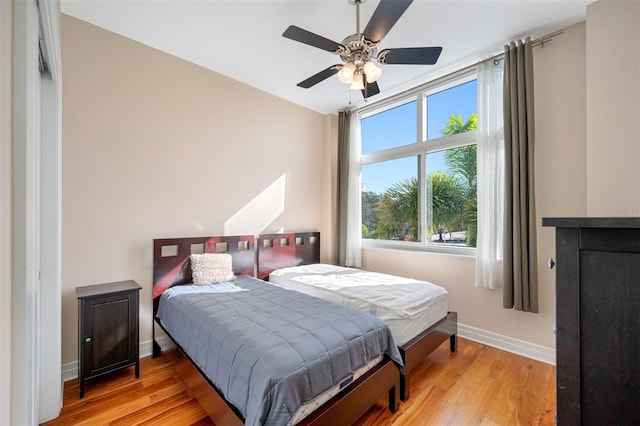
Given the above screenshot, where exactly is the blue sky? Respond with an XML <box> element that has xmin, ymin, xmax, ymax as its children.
<box><xmin>361</xmin><ymin>80</ymin><xmax>477</xmax><ymax>194</ymax></box>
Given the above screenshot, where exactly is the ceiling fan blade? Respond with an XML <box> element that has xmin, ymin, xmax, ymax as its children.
<box><xmin>361</xmin><ymin>80</ymin><xmax>380</xmax><ymax>99</ymax></box>
<box><xmin>297</xmin><ymin>65</ymin><xmax>340</xmax><ymax>88</ymax></box>
<box><xmin>363</xmin><ymin>0</ymin><xmax>413</xmax><ymax>43</ymax></box>
<box><xmin>379</xmin><ymin>47</ymin><xmax>443</xmax><ymax>65</ymax></box>
<box><xmin>283</xmin><ymin>26</ymin><xmax>343</xmax><ymax>53</ymax></box>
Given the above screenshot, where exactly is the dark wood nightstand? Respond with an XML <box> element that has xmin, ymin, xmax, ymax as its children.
<box><xmin>76</xmin><ymin>280</ymin><xmax>141</xmax><ymax>398</ymax></box>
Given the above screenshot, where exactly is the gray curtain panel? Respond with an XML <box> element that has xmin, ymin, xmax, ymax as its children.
<box><xmin>336</xmin><ymin>111</ymin><xmax>350</xmax><ymax>266</ymax></box>
<box><xmin>502</xmin><ymin>38</ymin><xmax>538</xmax><ymax>313</ymax></box>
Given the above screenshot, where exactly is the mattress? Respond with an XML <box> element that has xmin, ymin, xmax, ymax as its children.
<box><xmin>269</xmin><ymin>264</ymin><xmax>448</xmax><ymax>346</ymax></box>
<box><xmin>156</xmin><ymin>275</ymin><xmax>402</xmax><ymax>426</ymax></box>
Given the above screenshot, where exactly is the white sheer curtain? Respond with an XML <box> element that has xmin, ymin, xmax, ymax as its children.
<box><xmin>345</xmin><ymin>114</ymin><xmax>362</xmax><ymax>267</ymax></box>
<box><xmin>475</xmin><ymin>59</ymin><xmax>504</xmax><ymax>289</ymax></box>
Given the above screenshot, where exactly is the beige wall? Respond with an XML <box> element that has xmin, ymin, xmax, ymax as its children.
<box><xmin>363</xmin><ymin>21</ymin><xmax>589</xmax><ymax>351</ymax></box>
<box><xmin>586</xmin><ymin>0</ymin><xmax>640</xmax><ymax>216</ymax></box>
<box><xmin>61</xmin><ymin>16</ymin><xmax>330</xmax><ymax>364</ymax></box>
<box><xmin>61</xmin><ymin>0</ymin><xmax>639</xmax><ymax>367</ymax></box>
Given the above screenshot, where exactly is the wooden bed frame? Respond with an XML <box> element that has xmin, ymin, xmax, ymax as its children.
<box><xmin>258</xmin><ymin>232</ymin><xmax>458</xmax><ymax>401</ymax></box>
<box><xmin>152</xmin><ymin>234</ymin><xmax>400</xmax><ymax>425</ymax></box>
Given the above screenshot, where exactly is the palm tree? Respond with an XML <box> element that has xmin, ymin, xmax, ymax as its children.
<box><xmin>426</xmin><ymin>171</ymin><xmax>465</xmax><ymax>240</ymax></box>
<box><xmin>375</xmin><ymin>178</ymin><xmax>418</xmax><ymax>240</ymax></box>
<box><xmin>361</xmin><ymin>191</ymin><xmax>381</xmax><ymax>236</ymax></box>
<box><xmin>441</xmin><ymin>112</ymin><xmax>477</xmax><ymax>135</ymax></box>
<box><xmin>440</xmin><ymin>112</ymin><xmax>478</xmax><ymax>246</ymax></box>
<box><xmin>442</xmin><ymin>113</ymin><xmax>477</xmax><ymax>192</ymax></box>
<box><xmin>374</xmin><ymin>173</ymin><xmax>464</xmax><ymax>242</ymax></box>
<box><xmin>444</xmin><ymin>145</ymin><xmax>476</xmax><ymax>193</ymax></box>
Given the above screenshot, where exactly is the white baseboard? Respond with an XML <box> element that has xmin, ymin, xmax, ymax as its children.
<box><xmin>62</xmin><ymin>327</ymin><xmax>554</xmax><ymax>382</ymax></box>
<box><xmin>62</xmin><ymin>336</ymin><xmax>176</xmax><ymax>382</ymax></box>
<box><xmin>458</xmin><ymin>323</ymin><xmax>555</xmax><ymax>365</ymax></box>
<box><xmin>62</xmin><ymin>361</ymin><xmax>77</xmax><ymax>383</ymax></box>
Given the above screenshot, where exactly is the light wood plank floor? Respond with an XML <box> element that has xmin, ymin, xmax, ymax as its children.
<box><xmin>42</xmin><ymin>338</ymin><xmax>556</xmax><ymax>426</ymax></box>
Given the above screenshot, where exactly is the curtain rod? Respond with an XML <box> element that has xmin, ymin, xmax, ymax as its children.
<box><xmin>350</xmin><ymin>28</ymin><xmax>566</xmax><ymax>113</ymax></box>
<box><xmin>492</xmin><ymin>28</ymin><xmax>565</xmax><ymax>64</ymax></box>
<box><xmin>532</xmin><ymin>28</ymin><xmax>565</xmax><ymax>48</ymax></box>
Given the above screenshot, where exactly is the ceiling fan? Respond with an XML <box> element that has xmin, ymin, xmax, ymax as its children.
<box><xmin>282</xmin><ymin>0</ymin><xmax>442</xmax><ymax>99</ymax></box>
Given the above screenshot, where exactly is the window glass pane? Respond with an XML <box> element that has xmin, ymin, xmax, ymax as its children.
<box><xmin>362</xmin><ymin>157</ymin><xmax>419</xmax><ymax>242</ymax></box>
<box><xmin>361</xmin><ymin>100</ymin><xmax>416</xmax><ymax>154</ymax></box>
<box><xmin>427</xmin><ymin>80</ymin><xmax>477</xmax><ymax>140</ymax></box>
<box><xmin>425</xmin><ymin>146</ymin><xmax>477</xmax><ymax>247</ymax></box>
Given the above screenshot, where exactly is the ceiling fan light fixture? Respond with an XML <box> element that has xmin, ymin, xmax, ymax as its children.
<box><xmin>363</xmin><ymin>60</ymin><xmax>382</xmax><ymax>83</ymax></box>
<box><xmin>349</xmin><ymin>71</ymin><xmax>365</xmax><ymax>91</ymax></box>
<box><xmin>337</xmin><ymin>62</ymin><xmax>356</xmax><ymax>84</ymax></box>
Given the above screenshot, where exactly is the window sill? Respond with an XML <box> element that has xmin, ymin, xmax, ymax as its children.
<box><xmin>361</xmin><ymin>239</ymin><xmax>476</xmax><ymax>258</ymax></box>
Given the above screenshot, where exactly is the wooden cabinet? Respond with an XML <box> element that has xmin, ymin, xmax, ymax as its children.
<box><xmin>76</xmin><ymin>280</ymin><xmax>141</xmax><ymax>398</ymax></box>
<box><xmin>543</xmin><ymin>218</ymin><xmax>640</xmax><ymax>425</ymax></box>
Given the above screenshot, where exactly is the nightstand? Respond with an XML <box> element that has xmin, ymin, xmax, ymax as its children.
<box><xmin>76</xmin><ymin>280</ymin><xmax>141</xmax><ymax>398</ymax></box>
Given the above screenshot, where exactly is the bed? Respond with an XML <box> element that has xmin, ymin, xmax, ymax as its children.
<box><xmin>258</xmin><ymin>232</ymin><xmax>458</xmax><ymax>401</ymax></box>
<box><xmin>152</xmin><ymin>234</ymin><xmax>403</xmax><ymax>425</ymax></box>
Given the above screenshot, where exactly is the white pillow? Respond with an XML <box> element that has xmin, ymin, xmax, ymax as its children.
<box><xmin>190</xmin><ymin>253</ymin><xmax>236</xmax><ymax>285</ymax></box>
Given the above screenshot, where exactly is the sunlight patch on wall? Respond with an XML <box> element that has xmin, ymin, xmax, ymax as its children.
<box><xmin>224</xmin><ymin>173</ymin><xmax>286</xmax><ymax>236</ymax></box>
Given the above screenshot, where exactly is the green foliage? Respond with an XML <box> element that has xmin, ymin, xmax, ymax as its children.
<box><xmin>444</xmin><ymin>145</ymin><xmax>477</xmax><ymax>194</ymax></box>
<box><xmin>462</xmin><ymin>195</ymin><xmax>477</xmax><ymax>246</ymax></box>
<box><xmin>361</xmin><ymin>191</ymin><xmax>381</xmax><ymax>234</ymax></box>
<box><xmin>441</xmin><ymin>112</ymin><xmax>477</xmax><ymax>135</ymax></box>
<box><xmin>439</xmin><ymin>112</ymin><xmax>478</xmax><ymax>247</ymax></box>
<box><xmin>426</xmin><ymin>170</ymin><xmax>465</xmax><ymax>236</ymax></box>
<box><xmin>375</xmin><ymin>178</ymin><xmax>418</xmax><ymax>241</ymax></box>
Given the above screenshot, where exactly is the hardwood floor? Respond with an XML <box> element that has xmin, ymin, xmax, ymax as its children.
<box><xmin>42</xmin><ymin>338</ymin><xmax>556</xmax><ymax>426</ymax></box>
<box><xmin>354</xmin><ymin>339</ymin><xmax>556</xmax><ymax>426</ymax></box>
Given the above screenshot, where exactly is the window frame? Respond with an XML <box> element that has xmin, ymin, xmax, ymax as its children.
<box><xmin>357</xmin><ymin>68</ymin><xmax>478</xmax><ymax>256</ymax></box>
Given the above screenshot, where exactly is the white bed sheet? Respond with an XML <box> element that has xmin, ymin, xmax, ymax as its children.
<box><xmin>269</xmin><ymin>264</ymin><xmax>448</xmax><ymax>346</ymax></box>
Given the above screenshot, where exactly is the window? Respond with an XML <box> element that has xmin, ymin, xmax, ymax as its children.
<box><xmin>359</xmin><ymin>71</ymin><xmax>477</xmax><ymax>252</ymax></box>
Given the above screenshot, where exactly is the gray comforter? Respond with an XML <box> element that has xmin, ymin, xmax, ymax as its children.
<box><xmin>157</xmin><ymin>275</ymin><xmax>403</xmax><ymax>426</ymax></box>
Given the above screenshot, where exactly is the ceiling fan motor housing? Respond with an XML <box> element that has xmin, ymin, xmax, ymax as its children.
<box><xmin>339</xmin><ymin>34</ymin><xmax>379</xmax><ymax>66</ymax></box>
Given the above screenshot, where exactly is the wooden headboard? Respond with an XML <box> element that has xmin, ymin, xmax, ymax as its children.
<box><xmin>152</xmin><ymin>235</ymin><xmax>256</xmax><ymax>300</ymax></box>
<box><xmin>152</xmin><ymin>231</ymin><xmax>320</xmax><ymax>298</ymax></box>
<box><xmin>257</xmin><ymin>232</ymin><xmax>320</xmax><ymax>279</ymax></box>
<box><xmin>152</xmin><ymin>232</ymin><xmax>320</xmax><ymax>356</ymax></box>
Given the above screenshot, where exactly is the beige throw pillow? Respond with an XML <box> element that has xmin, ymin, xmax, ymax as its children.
<box><xmin>190</xmin><ymin>253</ymin><xmax>236</xmax><ymax>284</ymax></box>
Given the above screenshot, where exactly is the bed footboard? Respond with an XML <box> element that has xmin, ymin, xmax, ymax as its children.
<box><xmin>302</xmin><ymin>358</ymin><xmax>399</xmax><ymax>425</ymax></box>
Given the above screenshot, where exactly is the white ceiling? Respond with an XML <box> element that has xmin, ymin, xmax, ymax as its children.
<box><xmin>60</xmin><ymin>0</ymin><xmax>592</xmax><ymax>115</ymax></box>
